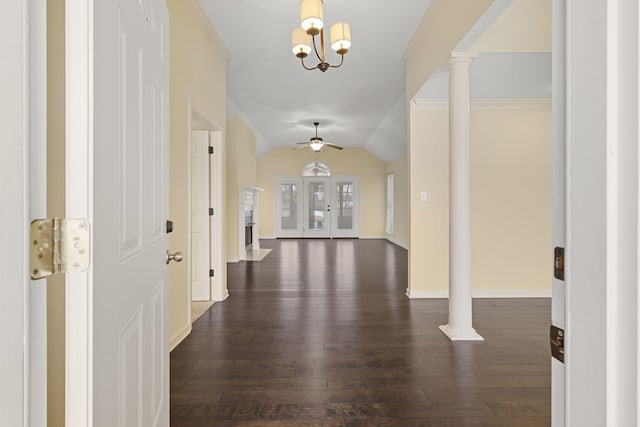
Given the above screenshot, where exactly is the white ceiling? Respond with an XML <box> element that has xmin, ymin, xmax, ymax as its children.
<box><xmin>199</xmin><ymin>0</ymin><xmax>551</xmax><ymax>163</ymax></box>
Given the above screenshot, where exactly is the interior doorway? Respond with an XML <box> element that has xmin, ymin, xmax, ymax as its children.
<box><xmin>189</xmin><ymin>112</ymin><xmax>225</xmax><ymax>323</ymax></box>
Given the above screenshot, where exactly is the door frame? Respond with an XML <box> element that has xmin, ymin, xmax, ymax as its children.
<box><xmin>551</xmin><ymin>0</ymin><xmax>566</xmax><ymax>425</ymax></box>
<box><xmin>188</xmin><ymin>108</ymin><xmax>227</xmax><ymax>304</ymax></box>
<box><xmin>0</xmin><ymin>0</ymin><xmax>47</xmax><ymax>424</ymax></box>
<box><xmin>559</xmin><ymin>0</ymin><xmax>640</xmax><ymax>425</ymax></box>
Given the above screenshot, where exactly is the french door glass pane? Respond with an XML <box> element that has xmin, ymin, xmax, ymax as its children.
<box><xmin>280</xmin><ymin>183</ymin><xmax>298</xmax><ymax>230</ymax></box>
<box><xmin>308</xmin><ymin>182</ymin><xmax>326</xmax><ymax>230</ymax></box>
<box><xmin>336</xmin><ymin>182</ymin><xmax>353</xmax><ymax>229</ymax></box>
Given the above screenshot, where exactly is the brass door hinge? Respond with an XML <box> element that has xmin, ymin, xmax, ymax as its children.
<box><xmin>30</xmin><ymin>218</ymin><xmax>90</xmax><ymax>280</ymax></box>
<box><xmin>550</xmin><ymin>325</ymin><xmax>564</xmax><ymax>363</ymax></box>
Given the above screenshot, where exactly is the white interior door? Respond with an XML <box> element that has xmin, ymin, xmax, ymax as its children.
<box><xmin>1</xmin><ymin>0</ymin><xmax>47</xmax><ymax>424</ymax></box>
<box><xmin>331</xmin><ymin>176</ymin><xmax>360</xmax><ymax>238</ymax></box>
<box><xmin>191</xmin><ymin>130</ymin><xmax>211</xmax><ymax>301</ymax></box>
<box><xmin>275</xmin><ymin>176</ymin><xmax>303</xmax><ymax>237</ymax></box>
<box><xmin>66</xmin><ymin>0</ymin><xmax>170</xmax><ymax>425</ymax></box>
<box><xmin>303</xmin><ymin>177</ymin><xmax>331</xmax><ymax>238</ymax></box>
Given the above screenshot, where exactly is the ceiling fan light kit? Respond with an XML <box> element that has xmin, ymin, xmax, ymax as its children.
<box><xmin>291</xmin><ymin>0</ymin><xmax>351</xmax><ymax>72</ymax></box>
<box><xmin>293</xmin><ymin>122</ymin><xmax>344</xmax><ymax>152</ymax></box>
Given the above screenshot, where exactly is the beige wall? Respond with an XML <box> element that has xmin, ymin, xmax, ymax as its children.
<box><xmin>470</xmin><ymin>0</ymin><xmax>552</xmax><ymax>53</ymax></box>
<box><xmin>257</xmin><ymin>148</ymin><xmax>386</xmax><ymax>238</ymax></box>
<box><xmin>226</xmin><ymin>115</ymin><xmax>257</xmax><ymax>261</ymax></box>
<box><xmin>408</xmin><ymin>102</ymin><xmax>552</xmax><ymax>296</ymax></box>
<box><xmin>47</xmin><ymin>0</ymin><xmax>65</xmax><ymax>424</ymax></box>
<box><xmin>167</xmin><ymin>0</ymin><xmax>228</xmax><ymax>348</ymax></box>
<box><xmin>404</xmin><ymin>0</ymin><xmax>493</xmax><ymax>99</ymax></box>
<box><xmin>385</xmin><ymin>153</ymin><xmax>410</xmax><ymax>249</ymax></box>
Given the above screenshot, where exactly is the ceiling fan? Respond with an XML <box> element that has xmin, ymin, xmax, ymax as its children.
<box><xmin>293</xmin><ymin>122</ymin><xmax>343</xmax><ymax>152</ymax></box>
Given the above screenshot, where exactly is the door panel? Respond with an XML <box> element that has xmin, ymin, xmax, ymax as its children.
<box><xmin>303</xmin><ymin>177</ymin><xmax>331</xmax><ymax>238</ymax></box>
<box><xmin>331</xmin><ymin>176</ymin><xmax>360</xmax><ymax>238</ymax></box>
<box><xmin>66</xmin><ymin>0</ymin><xmax>170</xmax><ymax>424</ymax></box>
<box><xmin>275</xmin><ymin>177</ymin><xmax>303</xmax><ymax>237</ymax></box>
<box><xmin>191</xmin><ymin>130</ymin><xmax>211</xmax><ymax>301</ymax></box>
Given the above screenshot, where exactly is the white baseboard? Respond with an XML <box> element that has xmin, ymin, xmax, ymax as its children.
<box><xmin>406</xmin><ymin>289</ymin><xmax>448</xmax><ymax>299</ymax></box>
<box><xmin>360</xmin><ymin>236</ymin><xmax>386</xmax><ymax>240</ymax></box>
<box><xmin>227</xmin><ymin>258</ymin><xmax>239</xmax><ymax>264</ymax></box>
<box><xmin>386</xmin><ymin>237</ymin><xmax>408</xmax><ymax>250</ymax></box>
<box><xmin>406</xmin><ymin>288</ymin><xmax>552</xmax><ymax>299</ymax></box>
<box><xmin>259</xmin><ymin>235</ymin><xmax>276</xmax><ymax>240</ymax></box>
<box><xmin>473</xmin><ymin>289</ymin><xmax>552</xmax><ymax>298</ymax></box>
<box><xmin>169</xmin><ymin>322</ymin><xmax>192</xmax><ymax>352</ymax></box>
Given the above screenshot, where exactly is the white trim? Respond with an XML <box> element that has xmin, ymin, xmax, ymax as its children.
<box><xmin>406</xmin><ymin>289</ymin><xmax>552</xmax><ymax>299</ymax></box>
<box><xmin>412</xmin><ymin>98</ymin><xmax>552</xmax><ymax>110</ymax></box>
<box><xmin>259</xmin><ymin>235</ymin><xmax>276</xmax><ymax>240</ymax></box>
<box><xmin>169</xmin><ymin>323</ymin><xmax>192</xmax><ymax>352</ymax></box>
<box><xmin>227</xmin><ymin>258</ymin><xmax>240</xmax><ymax>264</ymax></box>
<box><xmin>359</xmin><ymin>236</ymin><xmax>387</xmax><ymax>240</ymax></box>
<box><xmin>65</xmin><ymin>0</ymin><xmax>93</xmax><ymax>423</ymax></box>
<box><xmin>406</xmin><ymin>290</ymin><xmax>448</xmax><ymax>299</ymax></box>
<box><xmin>385</xmin><ymin>237</ymin><xmax>408</xmax><ymax>250</ymax></box>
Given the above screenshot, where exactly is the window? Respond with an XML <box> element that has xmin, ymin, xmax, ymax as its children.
<box><xmin>386</xmin><ymin>173</ymin><xmax>395</xmax><ymax>234</ymax></box>
<box><xmin>302</xmin><ymin>161</ymin><xmax>330</xmax><ymax>176</ymax></box>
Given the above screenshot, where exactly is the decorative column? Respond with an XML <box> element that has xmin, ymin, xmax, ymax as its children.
<box><xmin>439</xmin><ymin>54</ymin><xmax>483</xmax><ymax>341</ymax></box>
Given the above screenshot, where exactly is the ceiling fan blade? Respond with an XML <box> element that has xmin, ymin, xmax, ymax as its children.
<box><xmin>296</xmin><ymin>142</ymin><xmax>310</xmax><ymax>144</ymax></box>
<box><xmin>324</xmin><ymin>142</ymin><xmax>343</xmax><ymax>150</ymax></box>
<box><xmin>292</xmin><ymin>144</ymin><xmax>309</xmax><ymax>150</ymax></box>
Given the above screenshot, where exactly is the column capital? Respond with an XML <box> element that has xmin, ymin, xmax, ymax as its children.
<box><xmin>449</xmin><ymin>52</ymin><xmax>477</xmax><ymax>66</ymax></box>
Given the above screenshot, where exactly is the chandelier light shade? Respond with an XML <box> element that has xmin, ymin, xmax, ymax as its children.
<box><xmin>329</xmin><ymin>22</ymin><xmax>351</xmax><ymax>53</ymax></box>
<box><xmin>291</xmin><ymin>28</ymin><xmax>312</xmax><ymax>57</ymax></box>
<box><xmin>292</xmin><ymin>0</ymin><xmax>351</xmax><ymax>72</ymax></box>
<box><xmin>300</xmin><ymin>0</ymin><xmax>324</xmax><ymax>35</ymax></box>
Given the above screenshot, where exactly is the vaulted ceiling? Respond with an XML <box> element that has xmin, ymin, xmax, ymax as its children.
<box><xmin>199</xmin><ymin>0</ymin><xmax>551</xmax><ymax>163</ymax></box>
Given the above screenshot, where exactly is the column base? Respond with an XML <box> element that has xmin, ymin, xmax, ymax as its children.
<box><xmin>439</xmin><ymin>324</ymin><xmax>484</xmax><ymax>341</ymax></box>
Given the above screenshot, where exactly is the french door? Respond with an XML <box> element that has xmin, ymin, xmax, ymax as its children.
<box><xmin>303</xmin><ymin>177</ymin><xmax>331</xmax><ymax>238</ymax></box>
<box><xmin>275</xmin><ymin>175</ymin><xmax>360</xmax><ymax>238</ymax></box>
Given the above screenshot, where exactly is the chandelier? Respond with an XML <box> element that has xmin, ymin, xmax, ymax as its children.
<box><xmin>291</xmin><ymin>0</ymin><xmax>351</xmax><ymax>72</ymax></box>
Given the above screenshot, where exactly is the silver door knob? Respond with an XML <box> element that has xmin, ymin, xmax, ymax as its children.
<box><xmin>166</xmin><ymin>250</ymin><xmax>183</xmax><ymax>264</ymax></box>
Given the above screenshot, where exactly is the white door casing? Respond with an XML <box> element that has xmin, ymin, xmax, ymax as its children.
<box><xmin>66</xmin><ymin>0</ymin><xmax>170</xmax><ymax>425</ymax></box>
<box><xmin>551</xmin><ymin>1</ymin><xmax>566</xmax><ymax>425</ymax></box>
<box><xmin>564</xmin><ymin>0</ymin><xmax>640</xmax><ymax>426</ymax></box>
<box><xmin>0</xmin><ymin>0</ymin><xmax>47</xmax><ymax>425</ymax></box>
<box><xmin>191</xmin><ymin>130</ymin><xmax>211</xmax><ymax>301</ymax></box>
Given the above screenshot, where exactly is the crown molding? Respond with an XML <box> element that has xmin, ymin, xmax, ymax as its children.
<box><xmin>412</xmin><ymin>98</ymin><xmax>552</xmax><ymax>111</ymax></box>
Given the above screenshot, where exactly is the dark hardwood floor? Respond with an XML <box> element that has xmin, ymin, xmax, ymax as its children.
<box><xmin>170</xmin><ymin>239</ymin><xmax>551</xmax><ymax>426</ymax></box>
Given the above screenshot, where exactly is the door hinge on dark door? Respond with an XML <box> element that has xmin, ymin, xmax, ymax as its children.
<box><xmin>550</xmin><ymin>325</ymin><xmax>564</xmax><ymax>363</ymax></box>
<box><xmin>554</xmin><ymin>247</ymin><xmax>564</xmax><ymax>281</ymax></box>
<box><xmin>209</xmin><ymin>269</ymin><xmax>215</xmax><ymax>277</ymax></box>
<box><xmin>208</xmin><ymin>146</ymin><xmax>214</xmax><ymax>154</ymax></box>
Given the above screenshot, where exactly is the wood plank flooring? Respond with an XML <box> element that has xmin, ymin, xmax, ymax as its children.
<box><xmin>171</xmin><ymin>239</ymin><xmax>551</xmax><ymax>426</ymax></box>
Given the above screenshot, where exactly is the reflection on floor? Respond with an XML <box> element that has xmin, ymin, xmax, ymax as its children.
<box><xmin>171</xmin><ymin>239</ymin><xmax>551</xmax><ymax>425</ymax></box>
<box><xmin>191</xmin><ymin>300</ymin><xmax>214</xmax><ymax>323</ymax></box>
<box><xmin>244</xmin><ymin>248</ymin><xmax>272</xmax><ymax>261</ymax></box>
